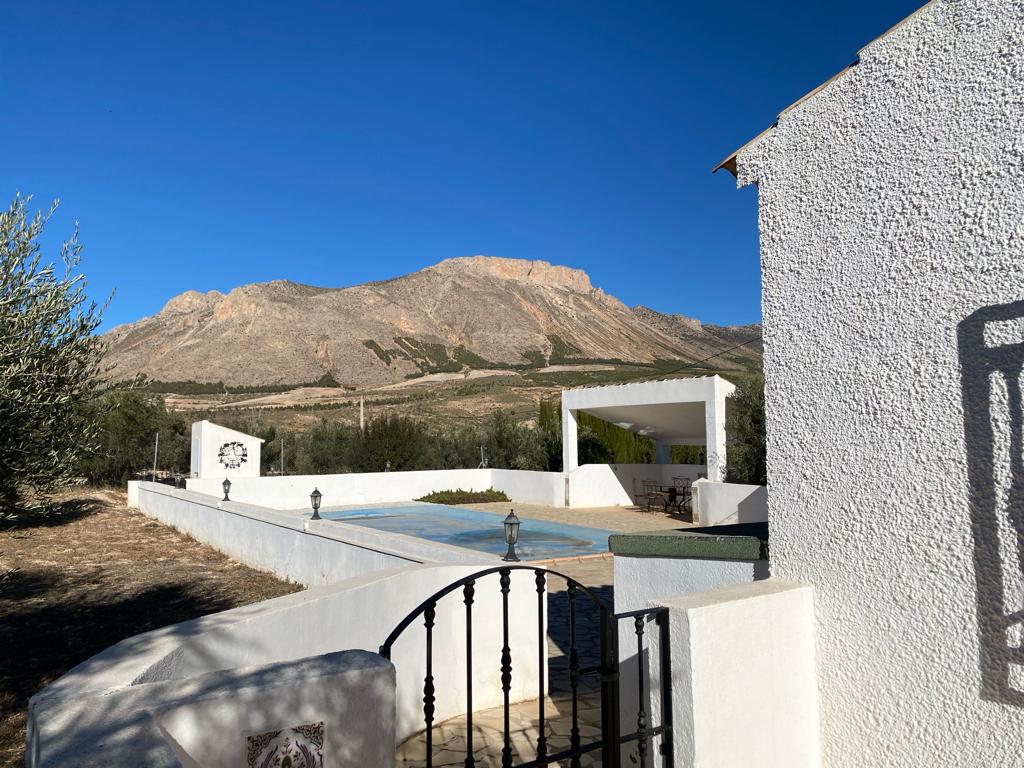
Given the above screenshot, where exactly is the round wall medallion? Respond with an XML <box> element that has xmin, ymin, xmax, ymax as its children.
<box><xmin>218</xmin><ymin>441</ymin><xmax>248</xmax><ymax>469</ymax></box>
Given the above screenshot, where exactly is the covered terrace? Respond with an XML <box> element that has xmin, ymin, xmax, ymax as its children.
<box><xmin>560</xmin><ymin>375</ymin><xmax>735</xmax><ymax>481</ymax></box>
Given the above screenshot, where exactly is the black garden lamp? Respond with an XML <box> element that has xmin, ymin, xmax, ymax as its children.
<box><xmin>310</xmin><ymin>487</ymin><xmax>323</xmax><ymax>520</ymax></box>
<box><xmin>502</xmin><ymin>510</ymin><xmax>521</xmax><ymax>562</ymax></box>
<box><xmin>222</xmin><ymin>478</ymin><xmax>231</xmax><ymax>501</ymax></box>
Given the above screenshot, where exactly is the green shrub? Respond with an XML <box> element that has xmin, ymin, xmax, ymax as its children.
<box><xmin>417</xmin><ymin>488</ymin><xmax>510</xmax><ymax>504</ymax></box>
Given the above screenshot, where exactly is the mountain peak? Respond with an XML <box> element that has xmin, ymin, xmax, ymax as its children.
<box><xmin>431</xmin><ymin>255</ymin><xmax>594</xmax><ymax>293</ymax></box>
<box><xmin>162</xmin><ymin>289</ymin><xmax>224</xmax><ymax>314</ymax></box>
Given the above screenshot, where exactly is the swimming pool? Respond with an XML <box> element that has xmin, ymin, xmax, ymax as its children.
<box><xmin>321</xmin><ymin>503</ymin><xmax>611</xmax><ymax>560</ymax></box>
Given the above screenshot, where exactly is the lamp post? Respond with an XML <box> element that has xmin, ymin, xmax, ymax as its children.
<box><xmin>502</xmin><ymin>510</ymin><xmax>521</xmax><ymax>562</ymax></box>
<box><xmin>222</xmin><ymin>478</ymin><xmax>231</xmax><ymax>501</ymax></box>
<box><xmin>310</xmin><ymin>487</ymin><xmax>322</xmax><ymax>521</ymax></box>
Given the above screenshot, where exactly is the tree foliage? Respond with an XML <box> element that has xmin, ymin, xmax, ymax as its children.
<box><xmin>346</xmin><ymin>414</ymin><xmax>431</xmax><ymax>472</ymax></box>
<box><xmin>725</xmin><ymin>374</ymin><xmax>767</xmax><ymax>485</ymax></box>
<box><xmin>79</xmin><ymin>389</ymin><xmax>189</xmax><ymax>485</ymax></box>
<box><xmin>0</xmin><ymin>196</ymin><xmax>106</xmax><ymax>505</ymax></box>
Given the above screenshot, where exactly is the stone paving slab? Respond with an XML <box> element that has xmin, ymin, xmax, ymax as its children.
<box><xmin>396</xmin><ymin>693</ymin><xmax>604</xmax><ymax>767</ymax></box>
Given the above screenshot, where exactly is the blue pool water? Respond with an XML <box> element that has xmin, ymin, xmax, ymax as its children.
<box><xmin>322</xmin><ymin>503</ymin><xmax>611</xmax><ymax>560</ymax></box>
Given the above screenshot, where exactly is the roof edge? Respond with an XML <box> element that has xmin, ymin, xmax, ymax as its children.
<box><xmin>712</xmin><ymin>59</ymin><xmax>859</xmax><ymax>178</ymax></box>
<box><xmin>712</xmin><ymin>0</ymin><xmax>943</xmax><ymax>178</ymax></box>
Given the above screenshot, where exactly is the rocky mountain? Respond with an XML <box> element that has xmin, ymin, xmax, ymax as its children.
<box><xmin>102</xmin><ymin>256</ymin><xmax>761</xmax><ymax>387</ymax></box>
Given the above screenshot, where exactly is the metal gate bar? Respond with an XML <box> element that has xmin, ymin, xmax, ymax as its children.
<box><xmin>379</xmin><ymin>565</ymin><xmax>673</xmax><ymax>768</ymax></box>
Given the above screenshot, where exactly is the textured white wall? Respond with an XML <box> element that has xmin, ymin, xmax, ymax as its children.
<box><xmin>736</xmin><ymin>1</ymin><xmax>1024</xmax><ymax>765</ymax></box>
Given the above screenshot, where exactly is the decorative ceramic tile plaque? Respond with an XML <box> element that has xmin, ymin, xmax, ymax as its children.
<box><xmin>246</xmin><ymin>721</ymin><xmax>324</xmax><ymax>768</ymax></box>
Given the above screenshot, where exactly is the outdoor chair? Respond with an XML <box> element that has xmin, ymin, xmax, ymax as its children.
<box><xmin>635</xmin><ymin>479</ymin><xmax>659</xmax><ymax>512</ymax></box>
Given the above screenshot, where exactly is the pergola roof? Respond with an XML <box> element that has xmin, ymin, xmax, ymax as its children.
<box><xmin>561</xmin><ymin>376</ymin><xmax>735</xmax><ymax>442</ymax></box>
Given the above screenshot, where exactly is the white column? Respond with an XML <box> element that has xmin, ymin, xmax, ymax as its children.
<box><xmin>561</xmin><ymin>404</ymin><xmax>579</xmax><ymax>474</ymax></box>
<box><xmin>705</xmin><ymin>384</ymin><xmax>728</xmax><ymax>480</ymax></box>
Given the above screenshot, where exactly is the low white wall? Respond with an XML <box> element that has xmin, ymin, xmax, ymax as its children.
<box><xmin>614</xmin><ymin>553</ymin><xmax>769</xmax><ymax>765</ymax></box>
<box><xmin>692</xmin><ymin>480</ymin><xmax>768</xmax><ymax>526</ymax></box>
<box><xmin>187</xmin><ymin>468</ymin><xmax>494</xmax><ymax>510</ymax></box>
<box><xmin>183</xmin><ymin>465</ymin><xmax>706</xmax><ymax>511</ymax></box>
<box><xmin>136</xmin><ymin>482</ymin><xmax>490</xmax><ymax>586</ymax></box>
<box><xmin>489</xmin><ymin>468</ymin><xmax>564</xmax><ymax>506</ymax></box>
<box><xmin>656</xmin><ymin>581</ymin><xmax>820</xmax><ymax>768</ymax></box>
<box><xmin>28</xmin><ymin>650</ymin><xmax>394</xmax><ymax>768</ymax></box>
<box><xmin>614</xmin><ymin>555</ymin><xmax>768</xmax><ymax>614</ymax></box>
<box><xmin>28</xmin><ymin>565</ymin><xmax>543</xmax><ymax>766</ymax></box>
<box><xmin>567</xmin><ymin>464</ymin><xmax>704</xmax><ymax>508</ymax></box>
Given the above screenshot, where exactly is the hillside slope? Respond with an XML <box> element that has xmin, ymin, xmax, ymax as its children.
<box><xmin>103</xmin><ymin>256</ymin><xmax>761</xmax><ymax>387</ymax></box>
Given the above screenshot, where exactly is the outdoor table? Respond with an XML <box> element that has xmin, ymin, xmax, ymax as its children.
<box><xmin>649</xmin><ymin>484</ymin><xmax>691</xmax><ymax>514</ymax></box>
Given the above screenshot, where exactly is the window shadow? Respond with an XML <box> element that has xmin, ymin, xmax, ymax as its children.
<box><xmin>959</xmin><ymin>299</ymin><xmax>1024</xmax><ymax>707</ymax></box>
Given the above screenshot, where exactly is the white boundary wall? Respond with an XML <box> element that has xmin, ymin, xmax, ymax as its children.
<box><xmin>567</xmin><ymin>464</ymin><xmax>704</xmax><ymax>508</ymax></box>
<box><xmin>691</xmin><ymin>480</ymin><xmax>768</xmax><ymax>526</ymax></box>
<box><xmin>28</xmin><ymin>566</ymin><xmax>541</xmax><ymax>767</ymax></box>
<box><xmin>133</xmin><ymin>482</ymin><xmax>489</xmax><ymax>586</ymax></box>
<box><xmin>185</xmin><ymin>465</ymin><xmax>709</xmax><ymax>510</ymax></box>
<box><xmin>186</xmin><ymin>468</ymin><xmax>566</xmax><ymax>509</ymax></box>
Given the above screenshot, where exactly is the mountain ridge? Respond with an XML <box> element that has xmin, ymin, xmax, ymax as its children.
<box><xmin>102</xmin><ymin>256</ymin><xmax>761</xmax><ymax>387</ymax></box>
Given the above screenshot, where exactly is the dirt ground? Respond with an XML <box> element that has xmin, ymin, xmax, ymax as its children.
<box><xmin>0</xmin><ymin>488</ymin><xmax>301</xmax><ymax>768</ymax></box>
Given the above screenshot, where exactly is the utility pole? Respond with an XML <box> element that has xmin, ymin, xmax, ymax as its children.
<box><xmin>280</xmin><ymin>437</ymin><xmax>285</xmax><ymax>476</ymax></box>
<box><xmin>151</xmin><ymin>431</ymin><xmax>160</xmax><ymax>482</ymax></box>
<box><xmin>359</xmin><ymin>396</ymin><xmax>365</xmax><ymax>432</ymax></box>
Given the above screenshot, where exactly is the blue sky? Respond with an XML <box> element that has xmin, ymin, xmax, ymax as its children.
<box><xmin>4</xmin><ymin>0</ymin><xmax>924</xmax><ymax>331</ymax></box>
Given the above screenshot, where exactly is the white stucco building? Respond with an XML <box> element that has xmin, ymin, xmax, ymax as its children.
<box><xmin>718</xmin><ymin>0</ymin><xmax>1024</xmax><ymax>765</ymax></box>
<box><xmin>190</xmin><ymin>420</ymin><xmax>263</xmax><ymax>479</ymax></box>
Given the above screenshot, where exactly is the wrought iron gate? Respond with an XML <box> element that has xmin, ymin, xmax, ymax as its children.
<box><xmin>379</xmin><ymin>565</ymin><xmax>673</xmax><ymax>767</ymax></box>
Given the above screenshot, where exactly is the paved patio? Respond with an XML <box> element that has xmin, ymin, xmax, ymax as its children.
<box><xmin>459</xmin><ymin>501</ymin><xmax>694</xmax><ymax>534</ymax></box>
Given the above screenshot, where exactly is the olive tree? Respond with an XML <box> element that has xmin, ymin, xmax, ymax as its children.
<box><xmin>0</xmin><ymin>195</ymin><xmax>106</xmax><ymax>507</ymax></box>
<box><xmin>725</xmin><ymin>374</ymin><xmax>767</xmax><ymax>486</ymax></box>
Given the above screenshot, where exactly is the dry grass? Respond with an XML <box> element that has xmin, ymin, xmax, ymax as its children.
<box><xmin>0</xmin><ymin>487</ymin><xmax>301</xmax><ymax>768</ymax></box>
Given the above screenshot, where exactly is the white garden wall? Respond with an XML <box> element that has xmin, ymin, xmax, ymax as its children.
<box><xmin>489</xmin><ymin>468</ymin><xmax>565</xmax><ymax>506</ymax></box>
<box><xmin>691</xmin><ymin>480</ymin><xmax>767</xmax><ymax>526</ymax></box>
<box><xmin>28</xmin><ymin>565</ymin><xmax>543</xmax><ymax>767</ymax></box>
<box><xmin>186</xmin><ymin>468</ymin><xmax>494</xmax><ymax>510</ymax></box>
<box><xmin>133</xmin><ymin>482</ymin><xmax>489</xmax><ymax>586</ymax></box>
<box><xmin>29</xmin><ymin>650</ymin><xmax>395</xmax><ymax>768</ymax></box>
<box><xmin>732</xmin><ymin>0</ymin><xmax>1024</xmax><ymax>764</ymax></box>
<box><xmin>184</xmin><ymin>465</ymin><xmax>706</xmax><ymax>510</ymax></box>
<box><xmin>567</xmin><ymin>464</ymin><xmax>704</xmax><ymax>508</ymax></box>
